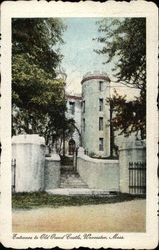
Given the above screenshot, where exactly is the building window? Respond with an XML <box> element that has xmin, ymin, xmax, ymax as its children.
<box><xmin>99</xmin><ymin>117</ymin><xmax>103</xmax><ymax>131</ymax></box>
<box><xmin>99</xmin><ymin>81</ymin><xmax>103</xmax><ymax>91</ymax></box>
<box><xmin>99</xmin><ymin>138</ymin><xmax>104</xmax><ymax>151</ymax></box>
<box><xmin>69</xmin><ymin>101</ymin><xmax>75</xmax><ymax>115</ymax></box>
<box><xmin>83</xmin><ymin>100</ymin><xmax>85</xmax><ymax>113</ymax></box>
<box><xmin>83</xmin><ymin>118</ymin><xmax>85</xmax><ymax>131</ymax></box>
<box><xmin>99</xmin><ymin>98</ymin><xmax>103</xmax><ymax>111</ymax></box>
<box><xmin>69</xmin><ymin>139</ymin><xmax>75</xmax><ymax>155</ymax></box>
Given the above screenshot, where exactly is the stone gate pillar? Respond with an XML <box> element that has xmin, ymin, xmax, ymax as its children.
<box><xmin>44</xmin><ymin>153</ymin><xmax>61</xmax><ymax>190</ymax></box>
<box><xmin>119</xmin><ymin>140</ymin><xmax>146</xmax><ymax>193</ymax></box>
<box><xmin>12</xmin><ymin>134</ymin><xmax>45</xmax><ymax>192</ymax></box>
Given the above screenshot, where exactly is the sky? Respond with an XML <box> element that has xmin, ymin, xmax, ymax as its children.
<box><xmin>60</xmin><ymin>18</ymin><xmax>139</xmax><ymax>99</ymax></box>
<box><xmin>60</xmin><ymin>18</ymin><xmax>109</xmax><ymax>94</ymax></box>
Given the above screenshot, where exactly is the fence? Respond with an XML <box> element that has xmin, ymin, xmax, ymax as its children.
<box><xmin>12</xmin><ymin>159</ymin><xmax>16</xmax><ymax>193</ymax></box>
<box><xmin>129</xmin><ymin>162</ymin><xmax>146</xmax><ymax>194</ymax></box>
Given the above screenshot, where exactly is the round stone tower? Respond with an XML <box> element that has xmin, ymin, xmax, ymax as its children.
<box><xmin>81</xmin><ymin>71</ymin><xmax>111</xmax><ymax>158</ymax></box>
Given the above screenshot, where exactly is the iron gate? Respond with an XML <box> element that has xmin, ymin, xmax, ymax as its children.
<box><xmin>129</xmin><ymin>161</ymin><xmax>146</xmax><ymax>194</ymax></box>
<box><xmin>12</xmin><ymin>159</ymin><xmax>16</xmax><ymax>193</ymax></box>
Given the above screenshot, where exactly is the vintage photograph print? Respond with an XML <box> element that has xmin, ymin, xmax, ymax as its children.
<box><xmin>0</xmin><ymin>1</ymin><xmax>158</xmax><ymax>249</ymax></box>
<box><xmin>11</xmin><ymin>16</ymin><xmax>146</xmax><ymax>233</ymax></box>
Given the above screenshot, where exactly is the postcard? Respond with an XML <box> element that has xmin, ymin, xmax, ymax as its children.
<box><xmin>0</xmin><ymin>1</ymin><xmax>158</xmax><ymax>249</ymax></box>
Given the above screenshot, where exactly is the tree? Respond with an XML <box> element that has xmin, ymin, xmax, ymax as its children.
<box><xmin>12</xmin><ymin>18</ymin><xmax>75</xmax><ymax>150</ymax></box>
<box><xmin>95</xmin><ymin>18</ymin><xmax>146</xmax><ymax>139</ymax></box>
<box><xmin>109</xmin><ymin>90</ymin><xmax>146</xmax><ymax>140</ymax></box>
<box><xmin>12</xmin><ymin>18</ymin><xmax>65</xmax><ymax>77</ymax></box>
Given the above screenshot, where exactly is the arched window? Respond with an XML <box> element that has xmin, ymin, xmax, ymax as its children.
<box><xmin>69</xmin><ymin>139</ymin><xmax>75</xmax><ymax>155</ymax></box>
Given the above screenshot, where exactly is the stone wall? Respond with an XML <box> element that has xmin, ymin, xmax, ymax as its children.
<box><xmin>12</xmin><ymin>134</ymin><xmax>45</xmax><ymax>192</ymax></box>
<box><xmin>12</xmin><ymin>134</ymin><xmax>146</xmax><ymax>194</ymax></box>
<box><xmin>44</xmin><ymin>154</ymin><xmax>60</xmax><ymax>190</ymax></box>
<box><xmin>77</xmin><ymin>148</ymin><xmax>119</xmax><ymax>191</ymax></box>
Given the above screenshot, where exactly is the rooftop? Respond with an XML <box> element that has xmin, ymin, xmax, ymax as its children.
<box><xmin>81</xmin><ymin>71</ymin><xmax>110</xmax><ymax>85</ymax></box>
<box><xmin>65</xmin><ymin>93</ymin><xmax>82</xmax><ymax>100</ymax></box>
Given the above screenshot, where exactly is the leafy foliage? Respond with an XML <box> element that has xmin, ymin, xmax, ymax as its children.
<box><xmin>12</xmin><ymin>18</ymin><xmax>65</xmax><ymax>76</ymax></box>
<box><xmin>109</xmin><ymin>90</ymin><xmax>146</xmax><ymax>139</ymax></box>
<box><xmin>95</xmin><ymin>18</ymin><xmax>146</xmax><ymax>139</ymax></box>
<box><xmin>12</xmin><ymin>18</ymin><xmax>75</xmax><ymax>150</ymax></box>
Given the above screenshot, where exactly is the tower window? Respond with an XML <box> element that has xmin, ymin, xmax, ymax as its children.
<box><xmin>99</xmin><ymin>81</ymin><xmax>103</xmax><ymax>91</ymax></box>
<box><xmin>83</xmin><ymin>100</ymin><xmax>85</xmax><ymax>113</ymax></box>
<box><xmin>99</xmin><ymin>117</ymin><xmax>103</xmax><ymax>131</ymax></box>
<box><xmin>99</xmin><ymin>138</ymin><xmax>104</xmax><ymax>151</ymax></box>
<box><xmin>99</xmin><ymin>98</ymin><xmax>103</xmax><ymax>111</ymax></box>
<box><xmin>69</xmin><ymin>101</ymin><xmax>75</xmax><ymax>115</ymax></box>
<box><xmin>83</xmin><ymin>118</ymin><xmax>85</xmax><ymax>131</ymax></box>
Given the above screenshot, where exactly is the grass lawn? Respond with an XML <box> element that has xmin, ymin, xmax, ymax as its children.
<box><xmin>12</xmin><ymin>192</ymin><xmax>145</xmax><ymax>210</ymax></box>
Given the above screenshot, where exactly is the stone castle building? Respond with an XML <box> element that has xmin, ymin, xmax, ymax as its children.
<box><xmin>65</xmin><ymin>71</ymin><xmax>139</xmax><ymax>158</ymax></box>
<box><xmin>65</xmin><ymin>71</ymin><xmax>115</xmax><ymax>158</ymax></box>
<box><xmin>81</xmin><ymin>71</ymin><xmax>111</xmax><ymax>158</ymax></box>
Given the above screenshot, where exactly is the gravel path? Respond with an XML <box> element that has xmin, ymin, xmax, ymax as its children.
<box><xmin>12</xmin><ymin>199</ymin><xmax>146</xmax><ymax>232</ymax></box>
